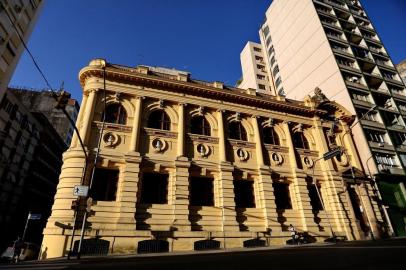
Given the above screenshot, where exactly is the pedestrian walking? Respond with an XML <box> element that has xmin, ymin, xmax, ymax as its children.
<box><xmin>13</xmin><ymin>236</ymin><xmax>23</xmax><ymax>263</ymax></box>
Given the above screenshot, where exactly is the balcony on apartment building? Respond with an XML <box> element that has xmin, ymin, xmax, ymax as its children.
<box><xmin>375</xmin><ymin>153</ymin><xmax>404</xmax><ymax>175</ymax></box>
<box><xmin>362</xmin><ymin>32</ymin><xmax>381</xmax><ymax>46</ymax></box>
<box><xmin>389</xmin><ymin>85</ymin><xmax>406</xmax><ymax>102</ymax></box>
<box><xmin>374</xmin><ymin>57</ymin><xmax>397</xmax><ymax>73</ymax></box>
<box><xmin>369</xmin><ymin>44</ymin><xmax>389</xmax><ymax>58</ymax></box>
<box><xmin>355</xmin><ymin>18</ymin><xmax>374</xmax><ymax>32</ymax></box>
<box><xmin>343</xmin><ymin>73</ymin><xmax>369</xmax><ymax>91</ymax></box>
<box><xmin>356</xmin><ymin>107</ymin><xmax>385</xmax><ymax>129</ymax></box>
<box><xmin>390</xmin><ymin>131</ymin><xmax>406</xmax><ymax>152</ymax></box>
<box><xmin>381</xmin><ymin>70</ymin><xmax>404</xmax><ymax>87</ymax></box>
<box><xmin>336</xmin><ymin>55</ymin><xmax>360</xmax><ymax>74</ymax></box>
<box><xmin>330</xmin><ymin>41</ymin><xmax>354</xmax><ymax>58</ymax></box>
<box><xmin>373</xmin><ymin>94</ymin><xmax>399</xmax><ymax>114</ymax></box>
<box><xmin>381</xmin><ymin>110</ymin><xmax>406</xmax><ymax>132</ymax></box>
<box><xmin>352</xmin><ymin>46</ymin><xmax>375</xmax><ymax>65</ymax></box>
<box><xmin>324</xmin><ymin>0</ymin><xmax>348</xmax><ymax>12</ymax></box>
<box><xmin>320</xmin><ymin>16</ymin><xmax>342</xmax><ymax>31</ymax></box>
<box><xmin>366</xmin><ymin>129</ymin><xmax>395</xmax><ymax>152</ymax></box>
<box><xmin>396</xmin><ymin>102</ymin><xmax>406</xmax><ymax>117</ymax></box>
<box><xmin>315</xmin><ymin>2</ymin><xmax>336</xmax><ymax>19</ymax></box>
<box><xmin>343</xmin><ymin>27</ymin><xmax>363</xmax><ymax>44</ymax></box>
<box><xmin>351</xmin><ymin>91</ymin><xmax>374</xmax><ymax>108</ymax></box>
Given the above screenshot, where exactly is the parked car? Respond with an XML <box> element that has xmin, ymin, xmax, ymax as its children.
<box><xmin>1</xmin><ymin>242</ymin><xmax>39</xmax><ymax>262</ymax></box>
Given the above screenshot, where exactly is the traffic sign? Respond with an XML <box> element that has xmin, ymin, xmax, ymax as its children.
<box><xmin>73</xmin><ymin>185</ymin><xmax>89</xmax><ymax>197</ymax></box>
<box><xmin>28</xmin><ymin>213</ymin><xmax>41</xmax><ymax>220</ymax></box>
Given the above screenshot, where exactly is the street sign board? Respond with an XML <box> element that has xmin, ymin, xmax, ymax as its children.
<box><xmin>323</xmin><ymin>148</ymin><xmax>342</xmax><ymax>161</ymax></box>
<box><xmin>73</xmin><ymin>185</ymin><xmax>89</xmax><ymax>197</ymax></box>
<box><xmin>28</xmin><ymin>213</ymin><xmax>41</xmax><ymax>220</ymax></box>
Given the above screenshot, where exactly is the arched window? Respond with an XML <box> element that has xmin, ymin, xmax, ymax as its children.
<box><xmin>229</xmin><ymin>121</ymin><xmax>247</xmax><ymax>141</ymax></box>
<box><xmin>103</xmin><ymin>104</ymin><xmax>127</xmax><ymax>125</ymax></box>
<box><xmin>293</xmin><ymin>132</ymin><xmax>310</xmax><ymax>149</ymax></box>
<box><xmin>263</xmin><ymin>126</ymin><xmax>280</xmax><ymax>145</ymax></box>
<box><xmin>148</xmin><ymin>110</ymin><xmax>171</xmax><ymax>130</ymax></box>
<box><xmin>190</xmin><ymin>116</ymin><xmax>211</xmax><ymax>136</ymax></box>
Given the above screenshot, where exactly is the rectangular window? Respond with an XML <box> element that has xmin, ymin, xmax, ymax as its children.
<box><xmin>273</xmin><ymin>182</ymin><xmax>292</xmax><ymax>209</ymax></box>
<box><xmin>258</xmin><ymin>84</ymin><xmax>266</xmax><ymax>90</ymax></box>
<box><xmin>275</xmin><ymin>77</ymin><xmax>282</xmax><ymax>88</ymax></box>
<box><xmin>140</xmin><ymin>173</ymin><xmax>168</xmax><ymax>204</ymax></box>
<box><xmin>255</xmin><ymin>56</ymin><xmax>264</xmax><ymax>62</ymax></box>
<box><xmin>256</xmin><ymin>64</ymin><xmax>265</xmax><ymax>72</ymax></box>
<box><xmin>190</xmin><ymin>177</ymin><xmax>214</xmax><ymax>206</ymax></box>
<box><xmin>92</xmin><ymin>168</ymin><xmax>119</xmax><ymax>201</ymax></box>
<box><xmin>307</xmin><ymin>181</ymin><xmax>323</xmax><ymax>211</ymax></box>
<box><xmin>272</xmin><ymin>65</ymin><xmax>279</xmax><ymax>76</ymax></box>
<box><xmin>257</xmin><ymin>74</ymin><xmax>265</xmax><ymax>80</ymax></box>
<box><xmin>234</xmin><ymin>180</ymin><xmax>255</xmax><ymax>208</ymax></box>
<box><xmin>262</xmin><ymin>25</ymin><xmax>270</xmax><ymax>37</ymax></box>
<box><xmin>253</xmin><ymin>47</ymin><xmax>262</xmax><ymax>52</ymax></box>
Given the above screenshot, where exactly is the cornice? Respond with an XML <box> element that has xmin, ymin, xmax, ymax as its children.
<box><xmin>79</xmin><ymin>65</ymin><xmax>328</xmax><ymax>118</ymax></box>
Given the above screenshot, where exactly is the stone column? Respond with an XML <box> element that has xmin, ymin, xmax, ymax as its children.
<box><xmin>177</xmin><ymin>103</ymin><xmax>186</xmax><ymax>158</ymax></box>
<box><xmin>252</xmin><ymin>116</ymin><xmax>264</xmax><ymax>166</ymax></box>
<box><xmin>129</xmin><ymin>96</ymin><xmax>143</xmax><ymax>152</ymax></box>
<box><xmin>282</xmin><ymin>121</ymin><xmax>310</xmax><ymax>231</ymax></box>
<box><xmin>80</xmin><ymin>89</ymin><xmax>98</xmax><ymax>145</ymax></box>
<box><xmin>217</xmin><ymin>110</ymin><xmax>227</xmax><ymax>162</ymax></box>
<box><xmin>70</xmin><ymin>92</ymin><xmax>88</xmax><ymax>148</ymax></box>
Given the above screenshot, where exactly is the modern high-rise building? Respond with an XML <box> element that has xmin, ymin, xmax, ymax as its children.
<box><xmin>0</xmin><ymin>0</ymin><xmax>44</xmax><ymax>100</ymax></box>
<box><xmin>239</xmin><ymin>0</ymin><xmax>406</xmax><ymax>236</ymax></box>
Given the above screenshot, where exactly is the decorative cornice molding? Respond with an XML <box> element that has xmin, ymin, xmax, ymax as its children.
<box><xmin>79</xmin><ymin>66</ymin><xmax>328</xmax><ymax>118</ymax></box>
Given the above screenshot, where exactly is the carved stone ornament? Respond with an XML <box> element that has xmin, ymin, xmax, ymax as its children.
<box><xmin>292</xmin><ymin>123</ymin><xmax>304</xmax><ymax>133</ymax></box>
<box><xmin>159</xmin><ymin>99</ymin><xmax>164</xmax><ymax>109</ymax></box>
<box><xmin>196</xmin><ymin>143</ymin><xmax>210</xmax><ymax>157</ymax></box>
<box><xmin>302</xmin><ymin>156</ymin><xmax>314</xmax><ymax>168</ymax></box>
<box><xmin>236</xmin><ymin>148</ymin><xmax>249</xmax><ymax>161</ymax></box>
<box><xmin>103</xmin><ymin>132</ymin><xmax>120</xmax><ymax>147</ymax></box>
<box><xmin>113</xmin><ymin>92</ymin><xmax>122</xmax><ymax>102</ymax></box>
<box><xmin>152</xmin><ymin>138</ymin><xmax>166</xmax><ymax>153</ymax></box>
<box><xmin>235</xmin><ymin>112</ymin><xmax>242</xmax><ymax>121</ymax></box>
<box><xmin>197</xmin><ymin>106</ymin><xmax>204</xmax><ymax>116</ymax></box>
<box><xmin>312</xmin><ymin>87</ymin><xmax>329</xmax><ymax>104</ymax></box>
<box><xmin>271</xmin><ymin>152</ymin><xmax>283</xmax><ymax>166</ymax></box>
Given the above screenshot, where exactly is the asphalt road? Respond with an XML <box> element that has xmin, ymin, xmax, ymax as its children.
<box><xmin>1</xmin><ymin>239</ymin><xmax>405</xmax><ymax>270</ymax></box>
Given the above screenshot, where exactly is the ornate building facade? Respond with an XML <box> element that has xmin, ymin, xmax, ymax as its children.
<box><xmin>42</xmin><ymin>59</ymin><xmax>385</xmax><ymax>258</ymax></box>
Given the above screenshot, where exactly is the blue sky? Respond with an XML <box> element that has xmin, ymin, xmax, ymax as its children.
<box><xmin>10</xmin><ymin>0</ymin><xmax>406</xmax><ymax>102</ymax></box>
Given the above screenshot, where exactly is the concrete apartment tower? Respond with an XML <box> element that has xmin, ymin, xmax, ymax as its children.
<box><xmin>239</xmin><ymin>0</ymin><xmax>406</xmax><ymax>236</ymax></box>
<box><xmin>0</xmin><ymin>0</ymin><xmax>44</xmax><ymax>99</ymax></box>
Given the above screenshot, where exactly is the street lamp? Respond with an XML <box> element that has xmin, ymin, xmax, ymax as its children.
<box><xmin>339</xmin><ymin>104</ymin><xmax>377</xmax><ymax>239</ymax></box>
<box><xmin>311</xmin><ymin>148</ymin><xmax>343</xmax><ymax>242</ymax></box>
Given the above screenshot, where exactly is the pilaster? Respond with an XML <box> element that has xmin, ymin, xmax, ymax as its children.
<box><xmin>172</xmin><ymin>157</ymin><xmax>191</xmax><ymax>231</ymax></box>
<box><xmin>217</xmin><ymin>163</ymin><xmax>239</xmax><ymax>231</ymax></box>
<box><xmin>80</xmin><ymin>89</ymin><xmax>98</xmax><ymax>145</ymax></box>
<box><xmin>217</xmin><ymin>110</ymin><xmax>227</xmax><ymax>162</ymax></box>
<box><xmin>70</xmin><ymin>92</ymin><xmax>88</xmax><ymax>148</ymax></box>
<box><xmin>129</xmin><ymin>96</ymin><xmax>143</xmax><ymax>152</ymax></box>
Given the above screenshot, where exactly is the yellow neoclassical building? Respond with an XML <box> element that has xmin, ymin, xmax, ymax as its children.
<box><xmin>41</xmin><ymin>59</ymin><xmax>385</xmax><ymax>258</ymax></box>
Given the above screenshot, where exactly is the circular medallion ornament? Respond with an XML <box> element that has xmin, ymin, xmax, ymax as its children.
<box><xmin>302</xmin><ymin>156</ymin><xmax>314</xmax><ymax>168</ymax></box>
<box><xmin>236</xmin><ymin>148</ymin><xmax>249</xmax><ymax>161</ymax></box>
<box><xmin>151</xmin><ymin>138</ymin><xmax>166</xmax><ymax>152</ymax></box>
<box><xmin>196</xmin><ymin>143</ymin><xmax>210</xmax><ymax>157</ymax></box>
<box><xmin>271</xmin><ymin>152</ymin><xmax>284</xmax><ymax>166</ymax></box>
<box><xmin>103</xmin><ymin>132</ymin><xmax>120</xmax><ymax>147</ymax></box>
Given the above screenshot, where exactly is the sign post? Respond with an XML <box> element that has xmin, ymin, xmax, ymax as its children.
<box><xmin>73</xmin><ymin>185</ymin><xmax>89</xmax><ymax>197</ymax></box>
<box><xmin>22</xmin><ymin>212</ymin><xmax>41</xmax><ymax>242</ymax></box>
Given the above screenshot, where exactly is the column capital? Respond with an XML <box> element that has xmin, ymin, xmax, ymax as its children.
<box><xmin>178</xmin><ymin>102</ymin><xmax>188</xmax><ymax>107</ymax></box>
<box><xmin>251</xmin><ymin>115</ymin><xmax>260</xmax><ymax>119</ymax></box>
<box><xmin>135</xmin><ymin>95</ymin><xmax>146</xmax><ymax>100</ymax></box>
<box><xmin>216</xmin><ymin>109</ymin><xmax>226</xmax><ymax>113</ymax></box>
